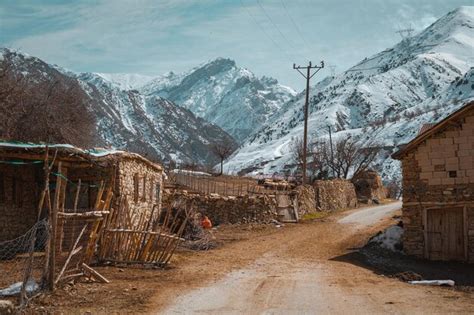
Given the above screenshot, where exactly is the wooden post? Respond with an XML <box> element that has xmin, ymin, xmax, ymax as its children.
<box><xmin>48</xmin><ymin>161</ymin><xmax>63</xmax><ymax>291</ymax></box>
<box><xmin>57</xmin><ymin>167</ymin><xmax>68</xmax><ymax>255</ymax></box>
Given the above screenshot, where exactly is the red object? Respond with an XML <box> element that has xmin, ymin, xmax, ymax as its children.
<box><xmin>201</xmin><ymin>216</ymin><xmax>212</xmax><ymax>229</ymax></box>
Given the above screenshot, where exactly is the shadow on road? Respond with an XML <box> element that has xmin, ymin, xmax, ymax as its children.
<box><xmin>330</xmin><ymin>245</ymin><xmax>474</xmax><ymax>291</ymax></box>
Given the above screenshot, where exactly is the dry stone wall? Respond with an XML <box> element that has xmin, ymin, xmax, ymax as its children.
<box><xmin>117</xmin><ymin>158</ymin><xmax>163</xmax><ymax>228</ymax></box>
<box><xmin>163</xmin><ymin>191</ymin><xmax>278</xmax><ymax>225</ymax></box>
<box><xmin>313</xmin><ymin>179</ymin><xmax>358</xmax><ymax>211</ymax></box>
<box><xmin>295</xmin><ymin>185</ymin><xmax>317</xmax><ymax>216</ymax></box>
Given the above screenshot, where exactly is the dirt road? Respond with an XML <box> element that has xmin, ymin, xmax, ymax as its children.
<box><xmin>161</xmin><ymin>202</ymin><xmax>474</xmax><ymax>314</ymax></box>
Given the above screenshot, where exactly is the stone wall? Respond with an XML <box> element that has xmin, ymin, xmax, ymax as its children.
<box><xmin>0</xmin><ymin>164</ymin><xmax>40</xmax><ymax>241</ymax></box>
<box><xmin>352</xmin><ymin>170</ymin><xmax>388</xmax><ymax>203</ymax></box>
<box><xmin>401</xmin><ymin>108</ymin><xmax>474</xmax><ymax>261</ymax></box>
<box><xmin>116</xmin><ymin>158</ymin><xmax>163</xmax><ymax>228</ymax></box>
<box><xmin>313</xmin><ymin>179</ymin><xmax>358</xmax><ymax>211</ymax></box>
<box><xmin>295</xmin><ymin>185</ymin><xmax>317</xmax><ymax>216</ymax></box>
<box><xmin>163</xmin><ymin>191</ymin><xmax>277</xmax><ymax>225</ymax></box>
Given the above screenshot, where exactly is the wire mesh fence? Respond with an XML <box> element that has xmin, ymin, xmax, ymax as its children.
<box><xmin>0</xmin><ymin>219</ymin><xmax>48</xmax><ymax>298</ymax></box>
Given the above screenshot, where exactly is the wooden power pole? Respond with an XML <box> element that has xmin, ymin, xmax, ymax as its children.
<box><xmin>293</xmin><ymin>61</ymin><xmax>324</xmax><ymax>184</ymax></box>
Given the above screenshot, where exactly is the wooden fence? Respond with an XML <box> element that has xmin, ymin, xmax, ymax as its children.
<box><xmin>171</xmin><ymin>172</ymin><xmax>291</xmax><ymax>196</ymax></box>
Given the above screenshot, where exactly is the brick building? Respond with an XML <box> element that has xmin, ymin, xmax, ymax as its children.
<box><xmin>0</xmin><ymin>142</ymin><xmax>163</xmax><ymax>241</ymax></box>
<box><xmin>392</xmin><ymin>101</ymin><xmax>474</xmax><ymax>262</ymax></box>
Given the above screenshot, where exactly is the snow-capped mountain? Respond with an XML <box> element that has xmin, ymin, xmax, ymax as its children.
<box><xmin>224</xmin><ymin>6</ymin><xmax>474</xmax><ymax>179</ymax></box>
<box><xmin>140</xmin><ymin>58</ymin><xmax>297</xmax><ymax>142</ymax></box>
<box><xmin>94</xmin><ymin>73</ymin><xmax>155</xmax><ymax>90</ymax></box>
<box><xmin>0</xmin><ymin>48</ymin><xmax>236</xmax><ymax>164</ymax></box>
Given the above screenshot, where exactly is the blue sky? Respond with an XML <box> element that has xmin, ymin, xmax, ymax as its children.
<box><xmin>0</xmin><ymin>0</ymin><xmax>470</xmax><ymax>88</ymax></box>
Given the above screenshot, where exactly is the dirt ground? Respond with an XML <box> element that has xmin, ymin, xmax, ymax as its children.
<box><xmin>29</xmin><ymin>202</ymin><xmax>474</xmax><ymax>314</ymax></box>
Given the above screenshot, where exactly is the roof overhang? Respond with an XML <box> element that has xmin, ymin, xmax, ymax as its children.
<box><xmin>392</xmin><ymin>100</ymin><xmax>474</xmax><ymax>160</ymax></box>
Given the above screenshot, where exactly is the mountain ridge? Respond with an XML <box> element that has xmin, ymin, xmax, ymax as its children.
<box><xmin>224</xmin><ymin>6</ymin><xmax>474</xmax><ymax>179</ymax></box>
<box><xmin>0</xmin><ymin>48</ymin><xmax>237</xmax><ymax>165</ymax></box>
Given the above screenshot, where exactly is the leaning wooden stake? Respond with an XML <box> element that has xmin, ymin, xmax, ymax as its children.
<box><xmin>55</xmin><ymin>224</ymin><xmax>87</xmax><ymax>285</ymax></box>
<box><xmin>81</xmin><ymin>263</ymin><xmax>110</xmax><ymax>283</ymax></box>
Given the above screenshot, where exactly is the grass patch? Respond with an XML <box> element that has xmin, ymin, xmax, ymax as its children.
<box><xmin>301</xmin><ymin>211</ymin><xmax>331</xmax><ymax>221</ymax></box>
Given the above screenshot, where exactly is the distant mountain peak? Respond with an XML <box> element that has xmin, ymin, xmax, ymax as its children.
<box><xmin>206</xmin><ymin>57</ymin><xmax>236</xmax><ymax>68</ymax></box>
<box><xmin>140</xmin><ymin>57</ymin><xmax>296</xmax><ymax>142</ymax></box>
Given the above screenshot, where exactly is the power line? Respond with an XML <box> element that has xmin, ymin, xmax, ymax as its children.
<box><xmin>279</xmin><ymin>0</ymin><xmax>311</xmax><ymax>52</ymax></box>
<box><xmin>239</xmin><ymin>0</ymin><xmax>293</xmax><ymax>60</ymax></box>
<box><xmin>293</xmin><ymin>60</ymin><xmax>324</xmax><ymax>185</ymax></box>
<box><xmin>255</xmin><ymin>0</ymin><xmax>304</xmax><ymax>60</ymax></box>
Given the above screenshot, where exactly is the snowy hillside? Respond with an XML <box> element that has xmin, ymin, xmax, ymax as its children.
<box><xmin>0</xmin><ymin>48</ymin><xmax>236</xmax><ymax>164</ymax></box>
<box><xmin>76</xmin><ymin>72</ymin><xmax>237</xmax><ymax>164</ymax></box>
<box><xmin>224</xmin><ymin>6</ymin><xmax>474</xmax><ymax>179</ymax></box>
<box><xmin>140</xmin><ymin>58</ymin><xmax>297</xmax><ymax>142</ymax></box>
<box><xmin>95</xmin><ymin>73</ymin><xmax>155</xmax><ymax>90</ymax></box>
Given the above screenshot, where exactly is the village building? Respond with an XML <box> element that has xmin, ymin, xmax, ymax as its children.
<box><xmin>392</xmin><ymin>101</ymin><xmax>474</xmax><ymax>262</ymax></box>
<box><xmin>0</xmin><ymin>142</ymin><xmax>164</xmax><ymax>242</ymax></box>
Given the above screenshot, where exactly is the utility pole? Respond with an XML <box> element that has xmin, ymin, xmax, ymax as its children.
<box><xmin>293</xmin><ymin>61</ymin><xmax>324</xmax><ymax>184</ymax></box>
<box><xmin>328</xmin><ymin>125</ymin><xmax>334</xmax><ymax>178</ymax></box>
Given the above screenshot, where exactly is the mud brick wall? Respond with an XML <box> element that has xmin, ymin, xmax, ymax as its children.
<box><xmin>163</xmin><ymin>192</ymin><xmax>277</xmax><ymax>225</ymax></box>
<box><xmin>313</xmin><ymin>179</ymin><xmax>358</xmax><ymax>211</ymax></box>
<box><xmin>401</xmin><ymin>109</ymin><xmax>474</xmax><ymax>261</ymax></box>
<box><xmin>117</xmin><ymin>158</ymin><xmax>163</xmax><ymax>228</ymax></box>
<box><xmin>0</xmin><ymin>164</ymin><xmax>39</xmax><ymax>241</ymax></box>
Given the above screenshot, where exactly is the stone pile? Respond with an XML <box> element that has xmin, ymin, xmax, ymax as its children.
<box><xmin>313</xmin><ymin>179</ymin><xmax>358</xmax><ymax>211</ymax></box>
<box><xmin>352</xmin><ymin>170</ymin><xmax>388</xmax><ymax>203</ymax></box>
<box><xmin>294</xmin><ymin>185</ymin><xmax>317</xmax><ymax>215</ymax></box>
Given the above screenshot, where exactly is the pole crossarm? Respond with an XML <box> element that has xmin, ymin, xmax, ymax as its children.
<box><xmin>292</xmin><ymin>60</ymin><xmax>325</xmax><ymax>185</ymax></box>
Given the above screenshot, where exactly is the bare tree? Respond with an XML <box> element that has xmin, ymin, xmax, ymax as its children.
<box><xmin>0</xmin><ymin>53</ymin><xmax>97</xmax><ymax>147</ymax></box>
<box><xmin>211</xmin><ymin>140</ymin><xmax>235</xmax><ymax>175</ymax></box>
<box><xmin>291</xmin><ymin>137</ymin><xmax>330</xmax><ymax>181</ymax></box>
<box><xmin>290</xmin><ymin>137</ymin><xmax>306</xmax><ymax>173</ymax></box>
<box><xmin>308</xmin><ymin>135</ymin><xmax>381</xmax><ymax>180</ymax></box>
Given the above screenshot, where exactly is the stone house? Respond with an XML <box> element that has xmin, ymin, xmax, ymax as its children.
<box><xmin>392</xmin><ymin>101</ymin><xmax>474</xmax><ymax>262</ymax></box>
<box><xmin>0</xmin><ymin>142</ymin><xmax>163</xmax><ymax>242</ymax></box>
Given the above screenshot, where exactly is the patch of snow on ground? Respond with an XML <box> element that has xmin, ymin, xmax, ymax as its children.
<box><xmin>369</xmin><ymin>225</ymin><xmax>404</xmax><ymax>252</ymax></box>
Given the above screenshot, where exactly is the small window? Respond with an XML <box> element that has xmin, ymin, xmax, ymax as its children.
<box><xmin>142</xmin><ymin>175</ymin><xmax>147</xmax><ymax>201</ymax></box>
<box><xmin>133</xmin><ymin>173</ymin><xmax>139</xmax><ymax>203</ymax></box>
<box><xmin>448</xmin><ymin>171</ymin><xmax>457</xmax><ymax>178</ymax></box>
<box><xmin>149</xmin><ymin>181</ymin><xmax>155</xmax><ymax>203</ymax></box>
<box><xmin>155</xmin><ymin>182</ymin><xmax>161</xmax><ymax>204</ymax></box>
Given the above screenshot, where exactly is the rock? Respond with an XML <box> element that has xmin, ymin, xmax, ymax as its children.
<box><xmin>0</xmin><ymin>300</ymin><xmax>14</xmax><ymax>315</ymax></box>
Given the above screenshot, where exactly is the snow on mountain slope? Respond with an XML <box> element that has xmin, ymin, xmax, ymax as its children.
<box><xmin>94</xmin><ymin>73</ymin><xmax>155</xmax><ymax>90</ymax></box>
<box><xmin>0</xmin><ymin>48</ymin><xmax>236</xmax><ymax>164</ymax></box>
<box><xmin>77</xmin><ymin>71</ymin><xmax>237</xmax><ymax>164</ymax></box>
<box><xmin>224</xmin><ymin>6</ymin><xmax>474</xmax><ymax>179</ymax></box>
<box><xmin>141</xmin><ymin>58</ymin><xmax>297</xmax><ymax>142</ymax></box>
